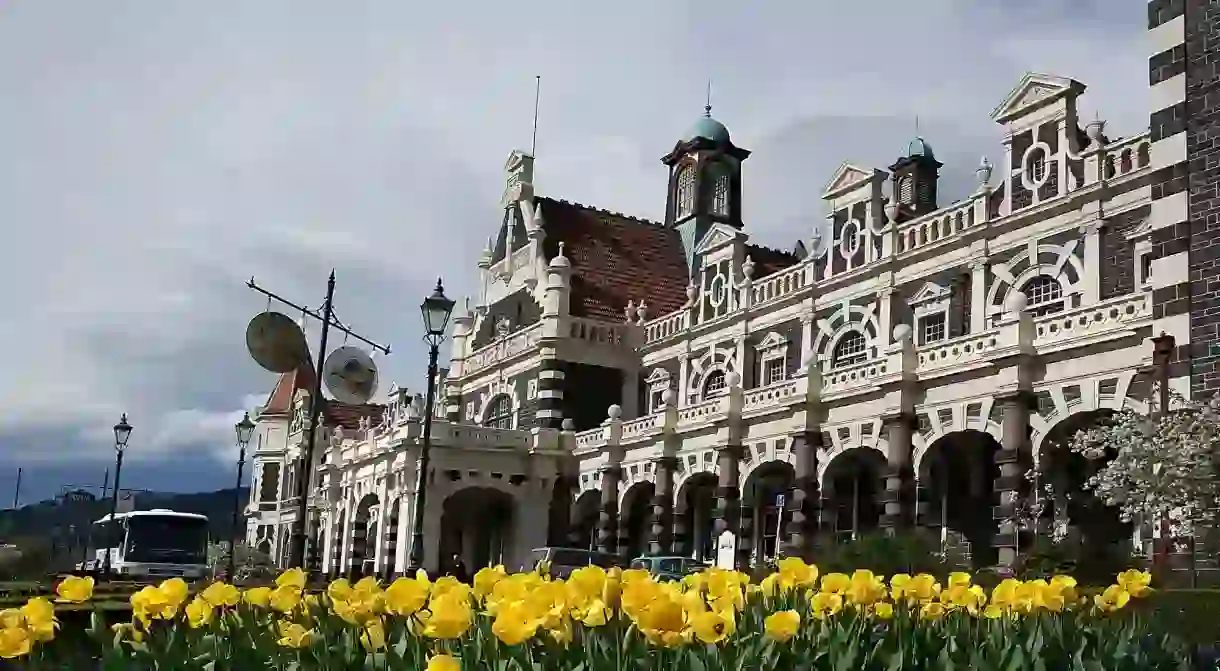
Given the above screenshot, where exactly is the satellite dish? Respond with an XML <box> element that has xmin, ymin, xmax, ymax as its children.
<box><xmin>323</xmin><ymin>346</ymin><xmax>379</xmax><ymax>404</ymax></box>
<box><xmin>246</xmin><ymin>312</ymin><xmax>309</xmax><ymax>374</ymax></box>
<box><xmin>809</xmin><ymin>218</ymin><xmax>835</xmax><ymax>260</ymax></box>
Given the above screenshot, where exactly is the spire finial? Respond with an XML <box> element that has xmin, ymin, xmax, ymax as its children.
<box><xmin>915</xmin><ymin>114</ymin><xmax>920</xmax><ymax>137</ymax></box>
<box><xmin>705</xmin><ymin>79</ymin><xmax>713</xmax><ymax>117</ymax></box>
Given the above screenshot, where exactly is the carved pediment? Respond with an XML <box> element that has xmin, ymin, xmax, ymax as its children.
<box><xmin>990</xmin><ymin>72</ymin><xmax>1085</xmax><ymax>124</ymax></box>
<box><xmin>693</xmin><ymin>223</ymin><xmax>744</xmax><ymax>255</ymax></box>
<box><xmin>822</xmin><ymin>162</ymin><xmax>880</xmax><ymax>200</ymax></box>
<box><xmin>645</xmin><ymin>367</ymin><xmax>672</xmax><ymax>386</ymax></box>
<box><xmin>909</xmin><ymin>281</ymin><xmax>950</xmax><ymax>306</ymax></box>
<box><xmin>755</xmin><ymin>331</ymin><xmax>789</xmax><ymax>352</ymax></box>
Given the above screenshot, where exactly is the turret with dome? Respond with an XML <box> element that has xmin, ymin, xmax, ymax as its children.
<box><xmin>889</xmin><ymin>134</ymin><xmax>942</xmax><ymax>222</ymax></box>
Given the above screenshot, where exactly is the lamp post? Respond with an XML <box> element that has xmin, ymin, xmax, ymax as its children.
<box><xmin>228</xmin><ymin>411</ymin><xmax>257</xmax><ymax>580</ymax></box>
<box><xmin>406</xmin><ymin>278</ymin><xmax>456</xmax><ymax>576</ymax></box>
<box><xmin>103</xmin><ymin>414</ymin><xmax>132</xmax><ymax>576</ymax></box>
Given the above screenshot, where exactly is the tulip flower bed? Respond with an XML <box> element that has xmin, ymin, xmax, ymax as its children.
<box><xmin>0</xmin><ymin>562</ymin><xmax>1198</xmax><ymax>669</ymax></box>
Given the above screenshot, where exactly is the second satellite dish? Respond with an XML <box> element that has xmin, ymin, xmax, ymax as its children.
<box><xmin>246</xmin><ymin>312</ymin><xmax>309</xmax><ymax>374</ymax></box>
<box><xmin>323</xmin><ymin>346</ymin><xmax>379</xmax><ymax>404</ymax></box>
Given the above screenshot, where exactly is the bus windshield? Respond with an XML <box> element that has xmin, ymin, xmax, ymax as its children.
<box><xmin>123</xmin><ymin>516</ymin><xmax>209</xmax><ymax>565</ymax></box>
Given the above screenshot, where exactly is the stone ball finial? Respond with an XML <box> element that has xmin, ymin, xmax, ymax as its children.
<box><xmin>549</xmin><ymin>242</ymin><xmax>570</xmax><ymax>269</ymax></box>
<box><xmin>725</xmin><ymin>371</ymin><xmax>742</xmax><ymax>388</ymax></box>
<box><xmin>1005</xmin><ymin>290</ymin><xmax>1029</xmax><ymax>315</ymax></box>
<box><xmin>561</xmin><ymin>418</ymin><xmax>575</xmax><ymax>431</ymax></box>
<box><xmin>892</xmin><ymin>323</ymin><xmax>913</xmax><ymax>343</ymax></box>
<box><xmin>661</xmin><ymin>389</ymin><xmax>676</xmax><ymax>406</ymax></box>
<box><xmin>607</xmin><ymin>404</ymin><xmax>623</xmax><ymax>421</ymax></box>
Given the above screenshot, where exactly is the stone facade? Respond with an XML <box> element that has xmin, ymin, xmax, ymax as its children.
<box><xmin>242</xmin><ymin>5</ymin><xmax>1220</xmax><ymax>577</ymax></box>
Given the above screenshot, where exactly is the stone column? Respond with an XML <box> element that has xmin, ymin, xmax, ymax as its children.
<box><xmin>596</xmin><ymin>465</ymin><xmax>621</xmax><ymax>555</ymax></box>
<box><xmin>784</xmin><ymin>430</ymin><xmax>822</xmax><ymax>559</ymax></box>
<box><xmin>548</xmin><ymin>469</ymin><xmax>575</xmax><ymax>547</ymax></box>
<box><xmin>649</xmin><ymin>457</ymin><xmax>677</xmax><ymax>555</ymax></box>
<box><xmin>880</xmin><ymin>413</ymin><xmax>917</xmax><ymax>533</ymax></box>
<box><xmin>713</xmin><ymin>445</ymin><xmax>743</xmax><ymax>565</ymax></box>
<box><xmin>993</xmin><ymin>390</ymin><xmax>1035</xmax><ymax>570</ymax></box>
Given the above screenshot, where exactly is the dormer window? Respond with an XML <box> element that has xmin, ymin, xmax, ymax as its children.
<box><xmin>645</xmin><ymin>367</ymin><xmax>674</xmax><ymax>413</ymax></box>
<box><xmin>709</xmin><ymin>163</ymin><xmax>730</xmax><ymax>215</ymax></box>
<box><xmin>754</xmin><ymin>332</ymin><xmax>791</xmax><ymax>387</ymax></box>
<box><xmin>676</xmin><ymin>166</ymin><xmax>696</xmax><ymax>219</ymax></box>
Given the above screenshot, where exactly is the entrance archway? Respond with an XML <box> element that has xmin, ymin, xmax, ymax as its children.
<box><xmin>618</xmin><ymin>482</ymin><xmax>654</xmax><ymax>560</ymax></box>
<box><xmin>822</xmin><ymin>448</ymin><xmax>886</xmax><ymax>543</ymax></box>
<box><xmin>348</xmin><ymin>494</ymin><xmax>379</xmax><ymax>579</ymax></box>
<box><xmin>742</xmin><ymin>461</ymin><xmax>795</xmax><ymax>565</ymax></box>
<box><xmin>675</xmin><ymin>472</ymin><xmax>717</xmax><ymax>560</ymax></box>
<box><xmin>438</xmin><ymin>487</ymin><xmax>515</xmax><ymax>574</ymax></box>
<box><xmin>1036</xmin><ymin>410</ymin><xmax>1132</xmax><ymax>574</ymax></box>
<box><xmin>570</xmin><ymin>490</ymin><xmax>600</xmax><ymax>551</ymax></box>
<box><xmin>918</xmin><ymin>430</ymin><xmax>1000</xmax><ymax>568</ymax></box>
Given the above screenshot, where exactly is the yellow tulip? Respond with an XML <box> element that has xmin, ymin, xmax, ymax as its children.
<box><xmin>420</xmin><ymin>593</ymin><xmax>473</xmax><ymax>639</ymax></box>
<box><xmin>809</xmin><ymin>591</ymin><xmax>843</xmax><ymax>619</ymax></box>
<box><xmin>1116</xmin><ymin>570</ymin><xmax>1152</xmax><ymax>598</ymax></box>
<box><xmin>243</xmin><ymin>587</ymin><xmax>272</xmax><ymax>609</ymax></box>
<box><xmin>55</xmin><ymin>576</ymin><xmax>94</xmax><ymax>603</ymax></box>
<box><xmin>473</xmin><ymin>565</ymin><xmax>507</xmax><ymax>601</ymax></box>
<box><xmin>763</xmin><ymin>610</ymin><xmax>800</xmax><ymax>642</ymax></box>
<box><xmin>20</xmin><ymin>598</ymin><xmax>56</xmax><ymax>642</ymax></box>
<box><xmin>819</xmin><ymin>573</ymin><xmax>850</xmax><ymax>595</ymax></box>
<box><xmin>327</xmin><ymin>578</ymin><xmax>354</xmax><ymax>603</ymax></box>
<box><xmin>185</xmin><ymin>597</ymin><xmax>214</xmax><ymax>629</ymax></box>
<box><xmin>276</xmin><ymin>621</ymin><xmax>313</xmax><ymax>649</ymax></box>
<box><xmin>873</xmin><ymin>602</ymin><xmax>895</xmax><ymax>620</ymax></box>
<box><xmin>775</xmin><ymin>557</ymin><xmax>818</xmax><ymax>590</ymax></box>
<box><xmin>276</xmin><ymin>568</ymin><xmax>307</xmax><ymax>591</ymax></box>
<box><xmin>1094</xmin><ymin>585</ymin><xmax>1131</xmax><ymax>613</ymax></box>
<box><xmin>0</xmin><ymin>626</ymin><xmax>31</xmax><ymax>659</ymax></box>
<box><xmin>200</xmin><ymin>582</ymin><xmax>240</xmax><ymax>609</ymax></box>
<box><xmin>491</xmin><ymin>600</ymin><xmax>541</xmax><ymax>645</ymax></box>
<box><xmin>384</xmin><ymin>577</ymin><xmax>429</xmax><ymax>617</ymax></box>
<box><xmin>110</xmin><ymin>622</ymin><xmax>144</xmax><ymax>643</ymax></box>
<box><xmin>690</xmin><ymin>609</ymin><xmax>735</xmax><ymax>644</ymax></box>
<box><xmin>158</xmin><ymin>578</ymin><xmax>189</xmax><ymax>609</ymax></box>
<box><xmin>0</xmin><ymin>609</ymin><xmax>24</xmax><ymax>629</ymax></box>
<box><xmin>269</xmin><ymin>585</ymin><xmax>302</xmax><ymax>613</ymax></box>
<box><xmin>427</xmin><ymin>654</ymin><xmax>462</xmax><ymax>671</ymax></box>
<box><xmin>920</xmin><ymin>602</ymin><xmax>946</xmax><ymax>620</ymax></box>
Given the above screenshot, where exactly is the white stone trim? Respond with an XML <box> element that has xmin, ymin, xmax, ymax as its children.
<box><xmin>479</xmin><ymin>383</ymin><xmax>520</xmax><ymax>428</ymax></box>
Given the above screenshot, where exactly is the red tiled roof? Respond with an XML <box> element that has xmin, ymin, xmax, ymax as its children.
<box><xmin>537</xmin><ymin>197</ymin><xmax>690</xmax><ymax>322</ymax></box>
<box><xmin>261</xmin><ymin>365</ymin><xmax>315</xmax><ymax>416</ymax></box>
<box><xmin>324</xmin><ymin>401</ymin><xmax>385</xmax><ymax>431</ymax></box>
<box><xmin>745</xmin><ymin>244</ymin><xmax>800</xmax><ymax>279</ymax></box>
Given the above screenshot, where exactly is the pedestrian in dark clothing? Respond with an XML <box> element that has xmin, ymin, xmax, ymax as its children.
<box><xmin>448</xmin><ymin>553</ymin><xmax>469</xmax><ymax>583</ymax></box>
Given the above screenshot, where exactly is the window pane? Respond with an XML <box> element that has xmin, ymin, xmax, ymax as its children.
<box><xmin>832</xmin><ymin>332</ymin><xmax>867</xmax><ymax>368</ymax></box>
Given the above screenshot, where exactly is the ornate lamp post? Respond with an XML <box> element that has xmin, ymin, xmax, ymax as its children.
<box><xmin>405</xmin><ymin>278</ymin><xmax>455</xmax><ymax>576</ymax></box>
<box><xmin>103</xmin><ymin>414</ymin><xmax>132</xmax><ymax>576</ymax></box>
<box><xmin>227</xmin><ymin>411</ymin><xmax>257</xmax><ymax>580</ymax></box>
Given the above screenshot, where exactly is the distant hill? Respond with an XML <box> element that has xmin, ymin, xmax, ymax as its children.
<box><xmin>0</xmin><ymin>487</ymin><xmax>249</xmax><ymax>575</ymax></box>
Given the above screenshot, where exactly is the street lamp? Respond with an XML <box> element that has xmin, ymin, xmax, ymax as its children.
<box><xmin>103</xmin><ymin>414</ymin><xmax>132</xmax><ymax>576</ymax></box>
<box><xmin>406</xmin><ymin>278</ymin><xmax>455</xmax><ymax>576</ymax></box>
<box><xmin>228</xmin><ymin>411</ymin><xmax>257</xmax><ymax>580</ymax></box>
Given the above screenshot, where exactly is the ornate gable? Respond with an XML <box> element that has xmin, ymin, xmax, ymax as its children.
<box><xmin>755</xmin><ymin>331</ymin><xmax>789</xmax><ymax>353</ymax></box>
<box><xmin>694</xmin><ymin>222</ymin><xmax>745</xmax><ymax>256</ymax></box>
<box><xmin>822</xmin><ymin>162</ymin><xmax>876</xmax><ymax>200</ymax></box>
<box><xmin>990</xmin><ymin>72</ymin><xmax>1085</xmax><ymax>124</ymax></box>
<box><xmin>909</xmin><ymin>281</ymin><xmax>950</xmax><ymax>306</ymax></box>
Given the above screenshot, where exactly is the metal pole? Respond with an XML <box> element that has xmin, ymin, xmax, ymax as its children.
<box><xmin>12</xmin><ymin>468</ymin><xmax>21</xmax><ymax>509</ymax></box>
<box><xmin>100</xmin><ymin>469</ymin><xmax>109</xmax><ymax>501</ymax></box>
<box><xmin>407</xmin><ymin>342</ymin><xmax>441</xmax><ymax>575</ymax></box>
<box><xmin>228</xmin><ymin>445</ymin><xmax>247</xmax><ymax>580</ymax></box>
<box><xmin>288</xmin><ymin>270</ymin><xmax>336</xmax><ymax>571</ymax></box>
<box><xmin>103</xmin><ymin>450</ymin><xmax>124</xmax><ymax>576</ymax></box>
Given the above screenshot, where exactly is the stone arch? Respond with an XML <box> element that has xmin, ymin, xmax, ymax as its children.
<box><xmin>916</xmin><ymin>429</ymin><xmax>1001</xmax><ymax>568</ymax></box>
<box><xmin>347</xmin><ymin>493</ymin><xmax>379</xmax><ymax>579</ymax></box>
<box><xmin>618</xmin><ymin>481</ymin><xmax>655</xmax><ymax>560</ymax></box>
<box><xmin>686</xmin><ymin>345</ymin><xmax>739</xmax><ymax>403</ymax></box>
<box><xmin>439</xmin><ymin>487</ymin><xmax>515</xmax><ymax>573</ymax></box>
<box><xmin>256</xmin><ymin>538</ymin><xmax>271</xmax><ymax>556</ymax></box>
<box><xmin>570</xmin><ymin>490</ymin><xmax>600</xmax><ymax>551</ymax></box>
<box><xmin>674</xmin><ymin>471</ymin><xmax>718</xmax><ymax>560</ymax></box>
<box><xmin>819</xmin><ymin>447</ymin><xmax>887</xmax><ymax>542</ymax></box>
<box><xmin>911</xmin><ymin>399</ymin><xmax>1004</xmax><ymax>475</ymax></box>
<box><xmin>740</xmin><ymin>460</ymin><xmax>796</xmax><ymax>564</ymax></box>
<box><xmin>1029</xmin><ymin>375</ymin><xmax>1150</xmax><ymax>468</ymax></box>
<box><xmin>479</xmin><ymin>382</ymin><xmax>521</xmax><ymax>427</ymax></box>
<box><xmin>811</xmin><ymin>302</ymin><xmax>882</xmax><ymax>370</ymax></box>
<box><xmin>985</xmin><ymin>242</ymin><xmax>1086</xmax><ymax>323</ymax></box>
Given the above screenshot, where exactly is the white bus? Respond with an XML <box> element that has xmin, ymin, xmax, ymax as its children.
<box><xmin>80</xmin><ymin>509</ymin><xmax>210</xmax><ymax>580</ymax></box>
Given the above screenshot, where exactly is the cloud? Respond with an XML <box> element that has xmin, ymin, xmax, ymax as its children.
<box><xmin>0</xmin><ymin>0</ymin><xmax>1150</xmax><ymax>501</ymax></box>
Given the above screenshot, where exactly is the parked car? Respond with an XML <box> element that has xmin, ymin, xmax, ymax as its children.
<box><xmin>529</xmin><ymin>547</ymin><xmax>623</xmax><ymax>579</ymax></box>
<box><xmin>629</xmin><ymin>555</ymin><xmax>710</xmax><ymax>582</ymax></box>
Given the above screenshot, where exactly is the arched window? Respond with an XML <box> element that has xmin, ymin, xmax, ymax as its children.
<box><xmin>1021</xmin><ymin>275</ymin><xmax>1064</xmax><ymax>317</ymax></box>
<box><xmin>709</xmin><ymin>163</ymin><xmax>730</xmax><ymax>215</ymax></box>
<box><xmin>702</xmin><ymin>370</ymin><xmax>727</xmax><ymax>398</ymax></box>
<box><xmin>898</xmin><ymin>176</ymin><xmax>914</xmax><ymax>204</ymax></box>
<box><xmin>676</xmin><ymin>166</ymin><xmax>696</xmax><ymax>219</ymax></box>
<box><xmin>484</xmin><ymin>394</ymin><xmax>514</xmax><ymax>429</ymax></box>
<box><xmin>832</xmin><ymin>331</ymin><xmax>868</xmax><ymax>369</ymax></box>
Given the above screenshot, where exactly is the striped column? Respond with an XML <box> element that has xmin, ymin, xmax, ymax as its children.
<box><xmin>784</xmin><ymin>431</ymin><xmax>822</xmax><ymax>559</ymax></box>
<box><xmin>1147</xmin><ymin>0</ymin><xmax>1193</xmax><ymax>395</ymax></box>
<box><xmin>536</xmin><ymin>352</ymin><xmax>566</xmax><ymax>429</ymax></box>
<box><xmin>328</xmin><ymin>514</ymin><xmax>343</xmax><ymax>580</ymax></box>
<box><xmin>348</xmin><ymin>517</ymin><xmax>367</xmax><ymax>581</ymax></box>
<box><xmin>383</xmin><ymin>502</ymin><xmax>400</xmax><ymax>580</ymax></box>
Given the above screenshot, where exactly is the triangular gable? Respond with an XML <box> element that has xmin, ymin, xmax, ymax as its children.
<box><xmin>909</xmin><ymin>281</ymin><xmax>950</xmax><ymax>306</ymax></box>
<box><xmin>990</xmin><ymin>72</ymin><xmax>1085</xmax><ymax>124</ymax></box>
<box><xmin>645</xmin><ymin>367</ymin><xmax>672</xmax><ymax>385</ymax></box>
<box><xmin>755</xmin><ymin>331</ymin><xmax>789</xmax><ymax>352</ymax></box>
<box><xmin>693</xmin><ymin>222</ymin><xmax>744</xmax><ymax>255</ymax></box>
<box><xmin>822</xmin><ymin>162</ymin><xmax>877</xmax><ymax>200</ymax></box>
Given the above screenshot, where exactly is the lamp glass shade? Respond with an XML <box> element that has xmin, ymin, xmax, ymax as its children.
<box><xmin>421</xmin><ymin>278</ymin><xmax>456</xmax><ymax>337</ymax></box>
<box><xmin>235</xmin><ymin>411</ymin><xmax>256</xmax><ymax>446</ymax></box>
<box><xmin>113</xmin><ymin>414</ymin><xmax>133</xmax><ymax>450</ymax></box>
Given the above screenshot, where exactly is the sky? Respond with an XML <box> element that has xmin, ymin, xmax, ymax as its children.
<box><xmin>0</xmin><ymin>0</ymin><xmax>1149</xmax><ymax>504</ymax></box>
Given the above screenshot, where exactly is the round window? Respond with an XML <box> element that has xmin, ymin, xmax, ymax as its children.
<box><xmin>1024</xmin><ymin>145</ymin><xmax>1049</xmax><ymax>185</ymax></box>
<box><xmin>839</xmin><ymin>220</ymin><xmax>861</xmax><ymax>257</ymax></box>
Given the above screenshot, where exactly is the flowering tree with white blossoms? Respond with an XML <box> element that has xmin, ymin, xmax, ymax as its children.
<box><xmin>1067</xmin><ymin>390</ymin><xmax>1220</xmax><ymax>538</ymax></box>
